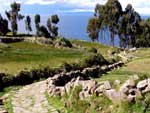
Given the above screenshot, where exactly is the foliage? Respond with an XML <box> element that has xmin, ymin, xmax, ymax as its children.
<box><xmin>62</xmin><ymin>53</ymin><xmax>108</xmax><ymax>72</ymax></box>
<box><xmin>0</xmin><ymin>15</ymin><xmax>10</xmax><ymax>35</ymax></box>
<box><xmin>25</xmin><ymin>15</ymin><xmax>32</xmax><ymax>34</ymax></box>
<box><xmin>55</xmin><ymin>37</ymin><xmax>73</xmax><ymax>48</ymax></box>
<box><xmin>51</xmin><ymin>14</ymin><xmax>59</xmax><ymax>24</ymax></box>
<box><xmin>39</xmin><ymin>25</ymin><xmax>50</xmax><ymax>38</ymax></box>
<box><xmin>89</xmin><ymin>0</ymin><xmax>150</xmax><ymax>48</ymax></box>
<box><xmin>87</xmin><ymin>17</ymin><xmax>100</xmax><ymax>42</ymax></box>
<box><xmin>87</xmin><ymin>47</ymin><xmax>97</xmax><ymax>53</ymax></box>
<box><xmin>49</xmin><ymin>15</ymin><xmax>59</xmax><ymax>38</ymax></box>
<box><xmin>93</xmin><ymin>0</ymin><xmax>122</xmax><ymax>47</ymax></box>
<box><xmin>35</xmin><ymin>14</ymin><xmax>41</xmax><ymax>36</ymax></box>
<box><xmin>5</xmin><ymin>2</ymin><xmax>24</xmax><ymax>36</ymax></box>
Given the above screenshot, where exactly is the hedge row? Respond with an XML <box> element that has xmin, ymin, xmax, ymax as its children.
<box><xmin>0</xmin><ymin>67</ymin><xmax>62</xmax><ymax>91</ymax></box>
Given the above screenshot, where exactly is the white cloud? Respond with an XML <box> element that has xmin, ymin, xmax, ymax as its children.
<box><xmin>119</xmin><ymin>0</ymin><xmax>150</xmax><ymax>15</ymax></box>
<box><xmin>24</xmin><ymin>0</ymin><xmax>150</xmax><ymax>15</ymax></box>
<box><xmin>0</xmin><ymin>0</ymin><xmax>150</xmax><ymax>15</ymax></box>
<box><xmin>26</xmin><ymin>0</ymin><xmax>57</xmax><ymax>5</ymax></box>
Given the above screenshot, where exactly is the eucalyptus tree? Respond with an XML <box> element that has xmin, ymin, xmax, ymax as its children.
<box><xmin>87</xmin><ymin>17</ymin><xmax>101</xmax><ymax>42</ymax></box>
<box><xmin>94</xmin><ymin>0</ymin><xmax>122</xmax><ymax>47</ymax></box>
<box><xmin>135</xmin><ymin>18</ymin><xmax>150</xmax><ymax>47</ymax></box>
<box><xmin>51</xmin><ymin>14</ymin><xmax>59</xmax><ymax>38</ymax></box>
<box><xmin>46</xmin><ymin>14</ymin><xmax>59</xmax><ymax>39</ymax></box>
<box><xmin>5</xmin><ymin>2</ymin><xmax>24</xmax><ymax>36</ymax></box>
<box><xmin>35</xmin><ymin>14</ymin><xmax>41</xmax><ymax>36</ymax></box>
<box><xmin>25</xmin><ymin>15</ymin><xmax>32</xmax><ymax>34</ymax></box>
<box><xmin>119</xmin><ymin>4</ymin><xmax>141</xmax><ymax>48</ymax></box>
<box><xmin>0</xmin><ymin>14</ymin><xmax>9</xmax><ymax>35</ymax></box>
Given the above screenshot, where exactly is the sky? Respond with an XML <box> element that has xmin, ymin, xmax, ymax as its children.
<box><xmin>0</xmin><ymin>0</ymin><xmax>150</xmax><ymax>15</ymax></box>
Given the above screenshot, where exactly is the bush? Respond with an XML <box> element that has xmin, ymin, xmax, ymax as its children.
<box><xmin>55</xmin><ymin>37</ymin><xmax>72</xmax><ymax>48</ymax></box>
<box><xmin>2</xmin><ymin>74</ymin><xmax>15</xmax><ymax>87</ymax></box>
<box><xmin>62</xmin><ymin>62</ymin><xmax>73</xmax><ymax>72</ymax></box>
<box><xmin>88</xmin><ymin>47</ymin><xmax>97</xmax><ymax>53</ymax></box>
<box><xmin>83</xmin><ymin>53</ymin><xmax>108</xmax><ymax>67</ymax></box>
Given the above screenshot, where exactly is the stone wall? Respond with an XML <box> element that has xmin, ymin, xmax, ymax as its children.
<box><xmin>46</xmin><ymin>61</ymin><xmax>124</xmax><ymax>98</ymax></box>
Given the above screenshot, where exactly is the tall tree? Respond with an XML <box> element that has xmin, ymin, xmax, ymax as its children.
<box><xmin>35</xmin><ymin>14</ymin><xmax>41</xmax><ymax>36</ymax></box>
<box><xmin>5</xmin><ymin>2</ymin><xmax>24</xmax><ymax>36</ymax></box>
<box><xmin>87</xmin><ymin>17</ymin><xmax>100</xmax><ymax>42</ymax></box>
<box><xmin>94</xmin><ymin>0</ymin><xmax>122</xmax><ymax>47</ymax></box>
<box><xmin>119</xmin><ymin>4</ymin><xmax>141</xmax><ymax>48</ymax></box>
<box><xmin>47</xmin><ymin>18</ymin><xmax>51</xmax><ymax>32</ymax></box>
<box><xmin>51</xmin><ymin>14</ymin><xmax>59</xmax><ymax>38</ymax></box>
<box><xmin>0</xmin><ymin>14</ymin><xmax>9</xmax><ymax>35</ymax></box>
<box><xmin>25</xmin><ymin>15</ymin><xmax>32</xmax><ymax>34</ymax></box>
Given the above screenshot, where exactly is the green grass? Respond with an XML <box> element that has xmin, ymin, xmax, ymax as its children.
<box><xmin>71</xmin><ymin>39</ymin><xmax>116</xmax><ymax>56</ymax></box>
<box><xmin>0</xmin><ymin>86</ymin><xmax>21</xmax><ymax>113</ymax></box>
<box><xmin>0</xmin><ymin>42</ymin><xmax>85</xmax><ymax>74</ymax></box>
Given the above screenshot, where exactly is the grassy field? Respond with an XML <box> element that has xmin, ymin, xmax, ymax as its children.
<box><xmin>0</xmin><ymin>40</ymin><xmax>112</xmax><ymax>74</ymax></box>
<box><xmin>0</xmin><ymin>42</ymin><xmax>85</xmax><ymax>74</ymax></box>
<box><xmin>96</xmin><ymin>48</ymin><xmax>150</xmax><ymax>85</ymax></box>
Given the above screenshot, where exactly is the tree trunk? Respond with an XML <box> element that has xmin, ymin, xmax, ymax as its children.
<box><xmin>110</xmin><ymin>31</ymin><xmax>114</xmax><ymax>47</ymax></box>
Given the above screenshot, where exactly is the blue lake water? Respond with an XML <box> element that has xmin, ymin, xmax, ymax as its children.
<box><xmin>17</xmin><ymin>12</ymin><xmax>150</xmax><ymax>47</ymax></box>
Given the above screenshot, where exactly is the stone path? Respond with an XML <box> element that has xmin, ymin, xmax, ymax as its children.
<box><xmin>12</xmin><ymin>81</ymin><xmax>57</xmax><ymax>113</ymax></box>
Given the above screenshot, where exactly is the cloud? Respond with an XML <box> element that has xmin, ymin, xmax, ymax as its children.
<box><xmin>26</xmin><ymin>0</ymin><xmax>57</xmax><ymax>5</ymax></box>
<box><xmin>25</xmin><ymin>0</ymin><xmax>107</xmax><ymax>7</ymax></box>
<box><xmin>0</xmin><ymin>0</ymin><xmax>150</xmax><ymax>15</ymax></box>
<box><xmin>119</xmin><ymin>0</ymin><xmax>150</xmax><ymax>15</ymax></box>
<box><xmin>24</xmin><ymin>0</ymin><xmax>150</xmax><ymax>15</ymax></box>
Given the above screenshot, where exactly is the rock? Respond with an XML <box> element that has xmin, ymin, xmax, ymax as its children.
<box><xmin>125</xmin><ymin>79</ymin><xmax>136</xmax><ymax>88</ymax></box>
<box><xmin>147</xmin><ymin>78</ymin><xmax>150</xmax><ymax>89</ymax></box>
<box><xmin>119</xmin><ymin>84</ymin><xmax>129</xmax><ymax>95</ymax></box>
<box><xmin>137</xmin><ymin>79</ymin><xmax>148</xmax><ymax>90</ymax></box>
<box><xmin>79</xmin><ymin>91</ymin><xmax>89</xmax><ymax>100</ymax></box>
<box><xmin>104</xmin><ymin>89</ymin><xmax>122</xmax><ymax>103</ymax></box>
<box><xmin>129</xmin><ymin>88</ymin><xmax>137</xmax><ymax>96</ymax></box>
<box><xmin>104</xmin><ymin>81</ymin><xmax>111</xmax><ymax>90</ymax></box>
<box><xmin>132</xmin><ymin>74</ymin><xmax>139</xmax><ymax>81</ymax></box>
<box><xmin>129</xmin><ymin>47</ymin><xmax>137</xmax><ymax>52</ymax></box>
<box><xmin>94</xmin><ymin>85</ymin><xmax>104</xmax><ymax>96</ymax></box>
<box><xmin>114</xmin><ymin>80</ymin><xmax>121</xmax><ymax>85</ymax></box>
<box><xmin>64</xmin><ymin>82</ymin><xmax>72</xmax><ymax>93</ymax></box>
<box><xmin>127</xmin><ymin>94</ymin><xmax>135</xmax><ymax>103</ymax></box>
<box><xmin>0</xmin><ymin>109</ymin><xmax>8</xmax><ymax>113</ymax></box>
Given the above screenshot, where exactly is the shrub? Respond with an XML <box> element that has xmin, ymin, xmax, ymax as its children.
<box><xmin>88</xmin><ymin>47</ymin><xmax>97</xmax><ymax>53</ymax></box>
<box><xmin>15</xmin><ymin>71</ymin><xmax>33</xmax><ymax>85</ymax></box>
<box><xmin>62</xmin><ymin>62</ymin><xmax>73</xmax><ymax>72</ymax></box>
<box><xmin>2</xmin><ymin>74</ymin><xmax>15</xmax><ymax>87</ymax></box>
<box><xmin>83</xmin><ymin>53</ymin><xmax>107</xmax><ymax>67</ymax></box>
<box><xmin>55</xmin><ymin>37</ymin><xmax>72</xmax><ymax>48</ymax></box>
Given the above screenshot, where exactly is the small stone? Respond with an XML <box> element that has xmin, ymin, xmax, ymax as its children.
<box><xmin>119</xmin><ymin>84</ymin><xmax>129</xmax><ymax>95</ymax></box>
<box><xmin>127</xmin><ymin>94</ymin><xmax>135</xmax><ymax>103</ymax></box>
<box><xmin>104</xmin><ymin>81</ymin><xmax>111</xmax><ymax>90</ymax></box>
<box><xmin>114</xmin><ymin>80</ymin><xmax>121</xmax><ymax>85</ymax></box>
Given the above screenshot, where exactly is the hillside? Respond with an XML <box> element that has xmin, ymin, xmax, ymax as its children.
<box><xmin>0</xmin><ymin>39</ymin><xmax>149</xmax><ymax>113</ymax></box>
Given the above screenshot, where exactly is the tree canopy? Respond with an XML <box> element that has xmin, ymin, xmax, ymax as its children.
<box><xmin>5</xmin><ymin>2</ymin><xmax>24</xmax><ymax>36</ymax></box>
<box><xmin>88</xmin><ymin>0</ymin><xmax>150</xmax><ymax>48</ymax></box>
